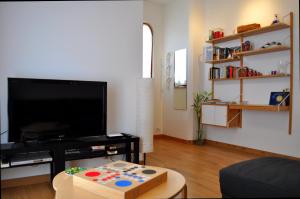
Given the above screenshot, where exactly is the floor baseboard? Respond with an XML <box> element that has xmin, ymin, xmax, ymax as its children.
<box><xmin>154</xmin><ymin>134</ymin><xmax>299</xmax><ymax>160</ymax></box>
<box><xmin>153</xmin><ymin>134</ymin><xmax>194</xmax><ymax>144</ymax></box>
<box><xmin>204</xmin><ymin>140</ymin><xmax>300</xmax><ymax>161</ymax></box>
<box><xmin>1</xmin><ymin>174</ymin><xmax>50</xmax><ymax>188</ymax></box>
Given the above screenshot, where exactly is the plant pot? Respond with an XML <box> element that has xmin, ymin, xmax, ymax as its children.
<box><xmin>195</xmin><ymin>139</ymin><xmax>205</xmax><ymax>145</ymax></box>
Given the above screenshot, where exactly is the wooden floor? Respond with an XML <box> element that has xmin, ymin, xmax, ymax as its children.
<box><xmin>1</xmin><ymin>182</ymin><xmax>55</xmax><ymax>199</ymax></box>
<box><xmin>1</xmin><ymin>137</ymin><xmax>261</xmax><ymax>198</ymax></box>
<box><xmin>147</xmin><ymin>137</ymin><xmax>260</xmax><ymax>198</ymax></box>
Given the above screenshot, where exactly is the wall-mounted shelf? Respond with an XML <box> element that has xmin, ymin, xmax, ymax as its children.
<box><xmin>201</xmin><ymin>104</ymin><xmax>241</xmax><ymax>128</ymax></box>
<box><xmin>229</xmin><ymin>104</ymin><xmax>289</xmax><ymax>112</ymax></box>
<box><xmin>210</xmin><ymin>78</ymin><xmax>239</xmax><ymax>81</ymax></box>
<box><xmin>235</xmin><ymin>46</ymin><xmax>290</xmax><ymax>57</ymax></box>
<box><xmin>203</xmin><ymin>12</ymin><xmax>294</xmax><ymax>134</ymax></box>
<box><xmin>206</xmin><ymin>23</ymin><xmax>290</xmax><ymax>44</ymax></box>
<box><xmin>210</xmin><ymin>74</ymin><xmax>290</xmax><ymax>81</ymax></box>
<box><xmin>241</xmin><ymin>74</ymin><xmax>290</xmax><ymax>80</ymax></box>
<box><xmin>206</xmin><ymin>57</ymin><xmax>240</xmax><ymax>64</ymax></box>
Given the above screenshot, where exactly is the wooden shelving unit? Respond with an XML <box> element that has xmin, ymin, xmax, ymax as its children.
<box><xmin>204</xmin><ymin>12</ymin><xmax>294</xmax><ymax>134</ymax></box>
<box><xmin>229</xmin><ymin>104</ymin><xmax>289</xmax><ymax>112</ymax></box>
<box><xmin>205</xmin><ymin>57</ymin><xmax>240</xmax><ymax>64</ymax></box>
<box><xmin>206</xmin><ymin>23</ymin><xmax>290</xmax><ymax>44</ymax></box>
<box><xmin>235</xmin><ymin>46</ymin><xmax>290</xmax><ymax>57</ymax></box>
<box><xmin>210</xmin><ymin>78</ymin><xmax>239</xmax><ymax>81</ymax></box>
<box><xmin>201</xmin><ymin>103</ymin><xmax>242</xmax><ymax>128</ymax></box>
<box><xmin>210</xmin><ymin>74</ymin><xmax>290</xmax><ymax>81</ymax></box>
<box><xmin>241</xmin><ymin>74</ymin><xmax>290</xmax><ymax>80</ymax></box>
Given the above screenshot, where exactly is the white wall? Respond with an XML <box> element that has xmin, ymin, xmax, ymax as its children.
<box><xmin>162</xmin><ymin>0</ymin><xmax>195</xmax><ymax>140</ymax></box>
<box><xmin>160</xmin><ymin>0</ymin><xmax>206</xmax><ymax>140</ymax></box>
<box><xmin>188</xmin><ymin>0</ymin><xmax>206</xmax><ymax>138</ymax></box>
<box><xmin>201</xmin><ymin>0</ymin><xmax>300</xmax><ymax>158</ymax></box>
<box><xmin>159</xmin><ymin>0</ymin><xmax>300</xmax><ymax>157</ymax></box>
<box><xmin>0</xmin><ymin>1</ymin><xmax>143</xmax><ymax>179</ymax></box>
<box><xmin>143</xmin><ymin>1</ymin><xmax>164</xmax><ymax>135</ymax></box>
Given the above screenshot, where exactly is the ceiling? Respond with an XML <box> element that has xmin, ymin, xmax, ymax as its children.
<box><xmin>145</xmin><ymin>0</ymin><xmax>173</xmax><ymax>5</ymax></box>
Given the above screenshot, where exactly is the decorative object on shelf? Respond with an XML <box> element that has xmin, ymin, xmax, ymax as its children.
<box><xmin>261</xmin><ymin>41</ymin><xmax>282</xmax><ymax>49</ymax></box>
<box><xmin>272</xmin><ymin>14</ymin><xmax>280</xmax><ymax>25</ymax></box>
<box><xmin>192</xmin><ymin>91</ymin><xmax>212</xmax><ymax>145</ymax></box>
<box><xmin>246</xmin><ymin>67</ymin><xmax>257</xmax><ymax>77</ymax></box>
<box><xmin>283</xmin><ymin>88</ymin><xmax>289</xmax><ymax>92</ymax></box>
<box><xmin>242</xmin><ymin>40</ymin><xmax>252</xmax><ymax>51</ymax></box>
<box><xmin>209</xmin><ymin>29</ymin><xmax>214</xmax><ymax>40</ymax></box>
<box><xmin>271</xmin><ymin>70</ymin><xmax>277</xmax><ymax>75</ymax></box>
<box><xmin>209</xmin><ymin>28</ymin><xmax>224</xmax><ymax>40</ymax></box>
<box><xmin>241</xmin><ymin>101</ymin><xmax>248</xmax><ymax>105</ymax></box>
<box><xmin>277</xmin><ymin>60</ymin><xmax>289</xmax><ymax>74</ymax></box>
<box><xmin>269</xmin><ymin>91</ymin><xmax>290</xmax><ymax>106</ymax></box>
<box><xmin>237</xmin><ymin>23</ymin><xmax>261</xmax><ymax>33</ymax></box>
<box><xmin>239</xmin><ymin>66</ymin><xmax>262</xmax><ymax>77</ymax></box>
<box><xmin>238</xmin><ymin>67</ymin><xmax>247</xmax><ymax>77</ymax></box>
<box><xmin>165</xmin><ymin>52</ymin><xmax>174</xmax><ymax>89</ymax></box>
<box><xmin>213</xmin><ymin>28</ymin><xmax>224</xmax><ymax>39</ymax></box>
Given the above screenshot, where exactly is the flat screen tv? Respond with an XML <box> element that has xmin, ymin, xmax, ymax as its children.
<box><xmin>8</xmin><ymin>78</ymin><xmax>107</xmax><ymax>142</ymax></box>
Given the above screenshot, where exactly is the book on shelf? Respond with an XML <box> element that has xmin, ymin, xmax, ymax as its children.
<box><xmin>210</xmin><ymin>65</ymin><xmax>239</xmax><ymax>79</ymax></box>
<box><xmin>210</xmin><ymin>67</ymin><xmax>221</xmax><ymax>79</ymax></box>
<box><xmin>220</xmin><ymin>67</ymin><xmax>226</xmax><ymax>79</ymax></box>
<box><xmin>226</xmin><ymin>66</ymin><xmax>239</xmax><ymax>78</ymax></box>
<box><xmin>207</xmin><ymin>46</ymin><xmax>240</xmax><ymax>61</ymax></box>
<box><xmin>204</xmin><ymin>46</ymin><xmax>213</xmax><ymax>61</ymax></box>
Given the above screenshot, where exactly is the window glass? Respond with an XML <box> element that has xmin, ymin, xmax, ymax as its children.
<box><xmin>143</xmin><ymin>24</ymin><xmax>153</xmax><ymax>78</ymax></box>
<box><xmin>174</xmin><ymin>48</ymin><xmax>187</xmax><ymax>87</ymax></box>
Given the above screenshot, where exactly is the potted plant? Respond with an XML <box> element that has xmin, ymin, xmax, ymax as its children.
<box><xmin>192</xmin><ymin>91</ymin><xmax>212</xmax><ymax>145</ymax></box>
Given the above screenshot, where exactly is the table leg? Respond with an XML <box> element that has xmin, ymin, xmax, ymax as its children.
<box><xmin>182</xmin><ymin>184</ymin><xmax>187</xmax><ymax>199</ymax></box>
<box><xmin>133</xmin><ymin>139</ymin><xmax>140</xmax><ymax>163</ymax></box>
<box><xmin>52</xmin><ymin>144</ymin><xmax>65</xmax><ymax>177</ymax></box>
<box><xmin>50</xmin><ymin>162</ymin><xmax>54</xmax><ymax>181</ymax></box>
<box><xmin>125</xmin><ymin>142</ymin><xmax>131</xmax><ymax>162</ymax></box>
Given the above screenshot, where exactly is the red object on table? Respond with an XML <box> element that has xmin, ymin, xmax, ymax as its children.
<box><xmin>85</xmin><ymin>171</ymin><xmax>101</xmax><ymax>177</ymax></box>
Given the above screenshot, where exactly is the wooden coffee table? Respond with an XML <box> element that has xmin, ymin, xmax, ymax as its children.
<box><xmin>53</xmin><ymin>166</ymin><xmax>187</xmax><ymax>199</ymax></box>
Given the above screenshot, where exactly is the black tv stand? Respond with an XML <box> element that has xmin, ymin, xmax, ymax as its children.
<box><xmin>1</xmin><ymin>135</ymin><xmax>139</xmax><ymax>181</ymax></box>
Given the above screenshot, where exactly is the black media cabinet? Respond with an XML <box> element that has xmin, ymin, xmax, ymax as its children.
<box><xmin>1</xmin><ymin>135</ymin><xmax>140</xmax><ymax>180</ymax></box>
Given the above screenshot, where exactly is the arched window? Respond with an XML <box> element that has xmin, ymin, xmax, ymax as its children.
<box><xmin>143</xmin><ymin>23</ymin><xmax>153</xmax><ymax>78</ymax></box>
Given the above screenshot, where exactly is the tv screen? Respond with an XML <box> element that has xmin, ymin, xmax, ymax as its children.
<box><xmin>8</xmin><ymin>78</ymin><xmax>107</xmax><ymax>142</ymax></box>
